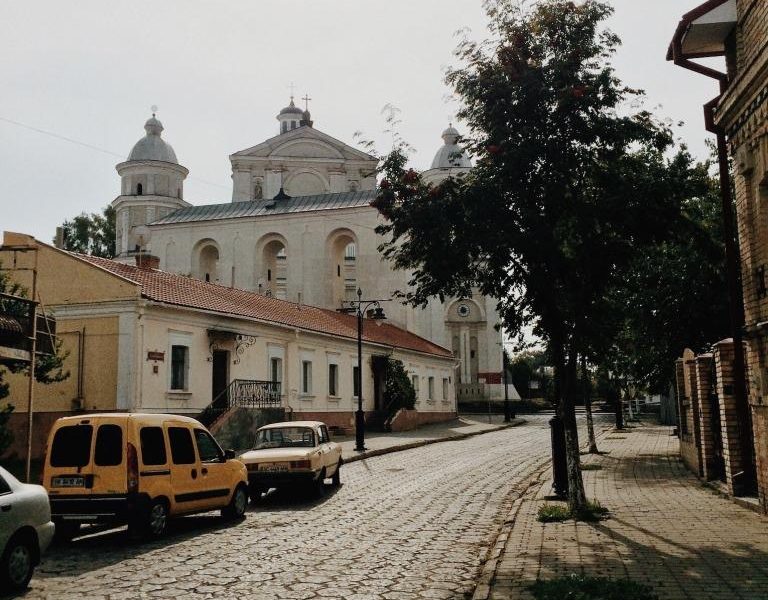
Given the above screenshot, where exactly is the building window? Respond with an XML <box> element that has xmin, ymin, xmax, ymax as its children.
<box><xmin>345</xmin><ymin>242</ymin><xmax>356</xmax><ymax>260</ymax></box>
<box><xmin>412</xmin><ymin>375</ymin><xmax>420</xmax><ymax>400</ymax></box>
<box><xmin>137</xmin><ymin>183</ymin><xmax>143</xmax><ymax>195</ymax></box>
<box><xmin>270</xmin><ymin>357</ymin><xmax>283</xmax><ymax>383</ymax></box>
<box><xmin>329</xmin><ymin>363</ymin><xmax>339</xmax><ymax>396</ymax></box>
<box><xmin>428</xmin><ymin>376</ymin><xmax>435</xmax><ymax>400</ymax></box>
<box><xmin>302</xmin><ymin>360</ymin><xmax>313</xmax><ymax>394</ymax></box>
<box><xmin>353</xmin><ymin>366</ymin><xmax>360</xmax><ymax>397</ymax></box>
<box><xmin>171</xmin><ymin>345</ymin><xmax>189</xmax><ymax>390</ymax></box>
<box><xmin>442</xmin><ymin>378</ymin><xmax>449</xmax><ymax>401</ymax></box>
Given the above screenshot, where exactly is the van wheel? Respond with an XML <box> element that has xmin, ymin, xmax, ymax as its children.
<box><xmin>53</xmin><ymin>521</ymin><xmax>80</xmax><ymax>543</ymax></box>
<box><xmin>140</xmin><ymin>499</ymin><xmax>168</xmax><ymax>538</ymax></box>
<box><xmin>0</xmin><ymin>533</ymin><xmax>35</xmax><ymax>592</ymax></box>
<box><xmin>223</xmin><ymin>485</ymin><xmax>248</xmax><ymax>520</ymax></box>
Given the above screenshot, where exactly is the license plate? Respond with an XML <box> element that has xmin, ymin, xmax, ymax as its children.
<box><xmin>259</xmin><ymin>464</ymin><xmax>288</xmax><ymax>472</ymax></box>
<box><xmin>52</xmin><ymin>476</ymin><xmax>85</xmax><ymax>488</ymax></box>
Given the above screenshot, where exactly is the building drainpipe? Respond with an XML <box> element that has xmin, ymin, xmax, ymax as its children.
<box><xmin>669</xmin><ymin>19</ymin><xmax>755</xmax><ymax>494</ymax></box>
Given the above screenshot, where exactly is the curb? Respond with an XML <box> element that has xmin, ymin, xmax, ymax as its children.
<box><xmin>470</xmin><ymin>424</ymin><xmax>614</xmax><ymax>600</ymax></box>
<box><xmin>341</xmin><ymin>418</ymin><xmax>526</xmax><ymax>464</ymax></box>
<box><xmin>471</xmin><ymin>467</ymin><xmax>549</xmax><ymax>600</ymax></box>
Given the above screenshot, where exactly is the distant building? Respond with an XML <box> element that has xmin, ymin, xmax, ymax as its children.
<box><xmin>669</xmin><ymin>0</ymin><xmax>768</xmax><ymax>513</ymax></box>
<box><xmin>0</xmin><ymin>232</ymin><xmax>456</xmax><ymax>461</ymax></box>
<box><xmin>106</xmin><ymin>100</ymin><xmax>504</xmax><ymax>401</ymax></box>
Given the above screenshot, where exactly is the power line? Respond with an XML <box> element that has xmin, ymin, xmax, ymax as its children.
<box><xmin>0</xmin><ymin>115</ymin><xmax>230</xmax><ymax>190</ymax></box>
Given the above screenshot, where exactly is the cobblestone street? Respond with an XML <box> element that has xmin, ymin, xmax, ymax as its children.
<box><xmin>17</xmin><ymin>416</ymin><xmax>596</xmax><ymax>600</ymax></box>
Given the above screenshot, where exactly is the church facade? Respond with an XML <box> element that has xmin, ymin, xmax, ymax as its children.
<box><xmin>110</xmin><ymin>100</ymin><xmax>504</xmax><ymax>401</ymax></box>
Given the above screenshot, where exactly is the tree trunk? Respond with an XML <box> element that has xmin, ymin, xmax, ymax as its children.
<box><xmin>560</xmin><ymin>346</ymin><xmax>587</xmax><ymax>513</ymax></box>
<box><xmin>581</xmin><ymin>354</ymin><xmax>598</xmax><ymax>454</ymax></box>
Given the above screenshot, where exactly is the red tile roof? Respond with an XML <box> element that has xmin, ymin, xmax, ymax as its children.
<box><xmin>75</xmin><ymin>255</ymin><xmax>452</xmax><ymax>358</ymax></box>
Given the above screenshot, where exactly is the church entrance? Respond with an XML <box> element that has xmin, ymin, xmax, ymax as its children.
<box><xmin>211</xmin><ymin>350</ymin><xmax>230</xmax><ymax>407</ymax></box>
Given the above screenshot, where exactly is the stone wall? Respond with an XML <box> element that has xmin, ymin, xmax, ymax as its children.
<box><xmin>387</xmin><ymin>409</ymin><xmax>458</xmax><ymax>432</ymax></box>
<box><xmin>209</xmin><ymin>407</ymin><xmax>286</xmax><ymax>452</ymax></box>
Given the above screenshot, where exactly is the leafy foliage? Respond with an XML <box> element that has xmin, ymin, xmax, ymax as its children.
<box><xmin>58</xmin><ymin>205</ymin><xmax>116</xmax><ymax>258</ymax></box>
<box><xmin>0</xmin><ymin>264</ymin><xmax>69</xmax><ymax>456</ymax></box>
<box><xmin>372</xmin><ymin>0</ymin><xmax>703</xmax><ymax>511</ymax></box>
<box><xmin>537</xmin><ymin>499</ymin><xmax>608</xmax><ymax>523</ymax></box>
<box><xmin>382</xmin><ymin>357</ymin><xmax>416</xmax><ymax>415</ymax></box>
<box><xmin>530</xmin><ymin>575</ymin><xmax>658</xmax><ymax>600</ymax></box>
<box><xmin>0</xmin><ymin>404</ymin><xmax>13</xmax><ymax>456</ymax></box>
<box><xmin>510</xmin><ymin>350</ymin><xmax>554</xmax><ymax>402</ymax></box>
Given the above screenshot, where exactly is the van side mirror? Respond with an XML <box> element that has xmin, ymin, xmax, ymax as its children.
<box><xmin>224</xmin><ymin>449</ymin><xmax>236</xmax><ymax>460</ymax></box>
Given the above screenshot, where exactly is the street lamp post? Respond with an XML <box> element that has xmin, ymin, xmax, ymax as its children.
<box><xmin>502</xmin><ymin>350</ymin><xmax>514</xmax><ymax>422</ymax></box>
<box><xmin>338</xmin><ymin>288</ymin><xmax>389</xmax><ymax>452</ymax></box>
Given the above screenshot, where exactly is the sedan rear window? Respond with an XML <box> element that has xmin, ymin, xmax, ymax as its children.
<box><xmin>50</xmin><ymin>425</ymin><xmax>93</xmax><ymax>467</ymax></box>
<box><xmin>254</xmin><ymin>427</ymin><xmax>315</xmax><ymax>449</ymax></box>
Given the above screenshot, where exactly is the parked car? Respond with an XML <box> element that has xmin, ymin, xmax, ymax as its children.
<box><xmin>238</xmin><ymin>421</ymin><xmax>343</xmax><ymax>501</ymax></box>
<box><xmin>42</xmin><ymin>413</ymin><xmax>248</xmax><ymax>540</ymax></box>
<box><xmin>0</xmin><ymin>465</ymin><xmax>55</xmax><ymax>592</ymax></box>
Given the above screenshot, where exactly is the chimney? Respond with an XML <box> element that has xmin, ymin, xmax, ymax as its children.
<box><xmin>135</xmin><ymin>254</ymin><xmax>160</xmax><ymax>270</ymax></box>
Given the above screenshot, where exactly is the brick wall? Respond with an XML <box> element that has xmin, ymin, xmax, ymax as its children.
<box><xmin>694</xmin><ymin>354</ymin><xmax>718</xmax><ymax>480</ymax></box>
<box><xmin>708</xmin><ymin>0</ymin><xmax>768</xmax><ymax>512</ymax></box>
<box><xmin>678</xmin><ymin>359</ymin><xmax>701</xmax><ymax>475</ymax></box>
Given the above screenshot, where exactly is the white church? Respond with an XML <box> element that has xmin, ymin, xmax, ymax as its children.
<box><xmin>110</xmin><ymin>99</ymin><xmax>504</xmax><ymax>401</ymax></box>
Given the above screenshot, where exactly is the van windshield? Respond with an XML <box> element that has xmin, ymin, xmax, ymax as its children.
<box><xmin>253</xmin><ymin>427</ymin><xmax>315</xmax><ymax>449</ymax></box>
<box><xmin>50</xmin><ymin>425</ymin><xmax>93</xmax><ymax>467</ymax></box>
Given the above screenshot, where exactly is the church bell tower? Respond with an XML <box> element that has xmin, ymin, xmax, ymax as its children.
<box><xmin>111</xmin><ymin>111</ymin><xmax>190</xmax><ymax>263</ymax></box>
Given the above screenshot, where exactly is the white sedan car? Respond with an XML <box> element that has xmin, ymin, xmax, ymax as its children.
<box><xmin>239</xmin><ymin>421</ymin><xmax>343</xmax><ymax>501</ymax></box>
<box><xmin>0</xmin><ymin>466</ymin><xmax>55</xmax><ymax>591</ymax></box>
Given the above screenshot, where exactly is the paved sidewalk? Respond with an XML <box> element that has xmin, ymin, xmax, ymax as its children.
<box><xmin>479</xmin><ymin>422</ymin><xmax>768</xmax><ymax>600</ymax></box>
<box><xmin>337</xmin><ymin>416</ymin><xmax>524</xmax><ymax>462</ymax></box>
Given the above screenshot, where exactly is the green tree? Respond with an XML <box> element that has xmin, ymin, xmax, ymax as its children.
<box><xmin>58</xmin><ymin>205</ymin><xmax>116</xmax><ymax>258</ymax></box>
<box><xmin>372</xmin><ymin>0</ymin><xmax>694</xmax><ymax>512</ymax></box>
<box><xmin>609</xmin><ymin>153</ymin><xmax>729</xmax><ymax>394</ymax></box>
<box><xmin>0</xmin><ymin>266</ymin><xmax>69</xmax><ymax>458</ymax></box>
<box><xmin>383</xmin><ymin>357</ymin><xmax>416</xmax><ymax>416</ymax></box>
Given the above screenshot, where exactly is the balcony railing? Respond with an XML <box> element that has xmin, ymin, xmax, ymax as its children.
<box><xmin>198</xmin><ymin>379</ymin><xmax>282</xmax><ymax>427</ymax></box>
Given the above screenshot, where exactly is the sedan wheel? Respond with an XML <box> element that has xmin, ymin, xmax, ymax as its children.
<box><xmin>2</xmin><ymin>537</ymin><xmax>34</xmax><ymax>591</ymax></box>
<box><xmin>331</xmin><ymin>462</ymin><xmax>341</xmax><ymax>487</ymax></box>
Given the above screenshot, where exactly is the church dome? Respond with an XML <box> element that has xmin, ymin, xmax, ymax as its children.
<box><xmin>278</xmin><ymin>99</ymin><xmax>303</xmax><ymax>116</ymax></box>
<box><xmin>128</xmin><ymin>115</ymin><xmax>179</xmax><ymax>163</ymax></box>
<box><xmin>430</xmin><ymin>125</ymin><xmax>471</xmax><ymax>169</ymax></box>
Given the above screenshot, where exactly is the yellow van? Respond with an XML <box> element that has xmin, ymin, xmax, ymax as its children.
<box><xmin>42</xmin><ymin>413</ymin><xmax>248</xmax><ymax>540</ymax></box>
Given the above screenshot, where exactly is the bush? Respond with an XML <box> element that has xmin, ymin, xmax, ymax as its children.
<box><xmin>0</xmin><ymin>403</ymin><xmax>14</xmax><ymax>457</ymax></box>
<box><xmin>383</xmin><ymin>357</ymin><xmax>416</xmax><ymax>414</ymax></box>
<box><xmin>537</xmin><ymin>500</ymin><xmax>608</xmax><ymax>523</ymax></box>
<box><xmin>530</xmin><ymin>575</ymin><xmax>658</xmax><ymax>600</ymax></box>
<box><xmin>537</xmin><ymin>504</ymin><xmax>571</xmax><ymax>522</ymax></box>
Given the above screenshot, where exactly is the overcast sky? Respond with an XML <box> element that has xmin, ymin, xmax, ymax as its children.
<box><xmin>1</xmin><ymin>0</ymin><xmax>724</xmax><ymax>242</ymax></box>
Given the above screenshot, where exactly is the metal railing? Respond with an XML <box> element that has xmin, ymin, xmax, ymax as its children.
<box><xmin>198</xmin><ymin>379</ymin><xmax>282</xmax><ymax>427</ymax></box>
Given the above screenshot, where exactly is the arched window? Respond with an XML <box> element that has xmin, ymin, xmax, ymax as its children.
<box><xmin>196</xmin><ymin>244</ymin><xmax>219</xmax><ymax>283</ymax></box>
<box><xmin>329</xmin><ymin>233</ymin><xmax>357</xmax><ymax>307</ymax></box>
<box><xmin>281</xmin><ymin>122</ymin><xmax>288</xmax><ymax>134</ymax></box>
<box><xmin>137</xmin><ymin>183</ymin><xmax>143</xmax><ymax>196</ymax></box>
<box><xmin>261</xmin><ymin>239</ymin><xmax>288</xmax><ymax>300</ymax></box>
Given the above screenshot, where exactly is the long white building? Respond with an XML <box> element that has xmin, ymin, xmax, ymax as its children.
<box><xmin>110</xmin><ymin>100</ymin><xmax>504</xmax><ymax>400</ymax></box>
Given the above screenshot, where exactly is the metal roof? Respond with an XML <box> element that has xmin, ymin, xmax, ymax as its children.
<box><xmin>151</xmin><ymin>190</ymin><xmax>377</xmax><ymax>225</ymax></box>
